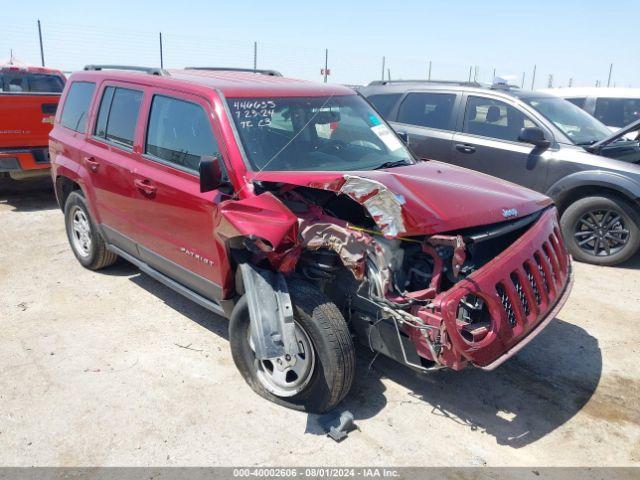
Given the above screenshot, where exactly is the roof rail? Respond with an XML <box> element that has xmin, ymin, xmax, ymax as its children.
<box><xmin>83</xmin><ymin>65</ymin><xmax>168</xmax><ymax>76</ymax></box>
<box><xmin>185</xmin><ymin>67</ymin><xmax>283</xmax><ymax>77</ymax></box>
<box><xmin>490</xmin><ymin>84</ymin><xmax>520</xmax><ymax>91</ymax></box>
<box><xmin>368</xmin><ymin>79</ymin><xmax>485</xmax><ymax>88</ymax></box>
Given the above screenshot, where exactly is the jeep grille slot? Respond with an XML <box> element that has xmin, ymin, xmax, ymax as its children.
<box><xmin>542</xmin><ymin>242</ymin><xmax>559</xmax><ymax>286</ymax></box>
<box><xmin>549</xmin><ymin>232</ymin><xmax>567</xmax><ymax>273</ymax></box>
<box><xmin>523</xmin><ymin>263</ymin><xmax>541</xmax><ymax>305</ymax></box>
<box><xmin>534</xmin><ymin>253</ymin><xmax>550</xmax><ymax>293</ymax></box>
<box><xmin>510</xmin><ymin>272</ymin><xmax>530</xmax><ymax>317</ymax></box>
<box><xmin>495</xmin><ymin>283</ymin><xmax>517</xmax><ymax>327</ymax></box>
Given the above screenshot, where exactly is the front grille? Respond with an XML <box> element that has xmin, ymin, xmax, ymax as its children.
<box><xmin>439</xmin><ymin>209</ymin><xmax>570</xmax><ymax>368</ymax></box>
<box><xmin>32</xmin><ymin>149</ymin><xmax>50</xmax><ymax>164</ymax></box>
<box><xmin>494</xmin><ymin>234</ymin><xmax>568</xmax><ymax>329</ymax></box>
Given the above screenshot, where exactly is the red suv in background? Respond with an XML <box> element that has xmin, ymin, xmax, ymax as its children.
<box><xmin>0</xmin><ymin>61</ymin><xmax>65</xmax><ymax>180</ymax></box>
<box><xmin>50</xmin><ymin>65</ymin><xmax>572</xmax><ymax>413</ymax></box>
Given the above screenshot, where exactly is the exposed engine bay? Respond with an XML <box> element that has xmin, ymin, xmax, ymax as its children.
<box><xmin>227</xmin><ymin>173</ymin><xmax>557</xmax><ymax>372</ymax></box>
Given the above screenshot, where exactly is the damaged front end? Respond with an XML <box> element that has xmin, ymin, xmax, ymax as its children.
<box><xmin>222</xmin><ymin>169</ymin><xmax>572</xmax><ymax>372</ymax></box>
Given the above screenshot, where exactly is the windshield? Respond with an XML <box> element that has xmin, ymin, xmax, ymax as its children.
<box><xmin>227</xmin><ymin>95</ymin><xmax>414</xmax><ymax>171</ymax></box>
<box><xmin>523</xmin><ymin>96</ymin><xmax>612</xmax><ymax>145</ymax></box>
<box><xmin>0</xmin><ymin>71</ymin><xmax>64</xmax><ymax>93</ymax></box>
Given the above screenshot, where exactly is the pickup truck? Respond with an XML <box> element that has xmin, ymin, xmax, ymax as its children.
<box><xmin>0</xmin><ymin>63</ymin><xmax>65</xmax><ymax>180</ymax></box>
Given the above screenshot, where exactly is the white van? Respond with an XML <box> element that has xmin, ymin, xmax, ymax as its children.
<box><xmin>540</xmin><ymin>87</ymin><xmax>640</xmax><ymax>131</ymax></box>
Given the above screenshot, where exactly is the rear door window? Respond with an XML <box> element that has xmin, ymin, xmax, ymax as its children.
<box><xmin>396</xmin><ymin>92</ymin><xmax>456</xmax><ymax>130</ymax></box>
<box><xmin>145</xmin><ymin>95</ymin><xmax>219</xmax><ymax>172</ymax></box>
<box><xmin>94</xmin><ymin>86</ymin><xmax>143</xmax><ymax>148</ymax></box>
<box><xmin>60</xmin><ymin>81</ymin><xmax>96</xmax><ymax>133</ymax></box>
<box><xmin>0</xmin><ymin>72</ymin><xmax>64</xmax><ymax>93</ymax></box>
<box><xmin>463</xmin><ymin>96</ymin><xmax>537</xmax><ymax>142</ymax></box>
<box><xmin>367</xmin><ymin>93</ymin><xmax>402</xmax><ymax>117</ymax></box>
<box><xmin>594</xmin><ymin>97</ymin><xmax>640</xmax><ymax>128</ymax></box>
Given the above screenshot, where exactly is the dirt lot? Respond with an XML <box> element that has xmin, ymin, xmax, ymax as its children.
<box><xmin>0</xmin><ymin>178</ymin><xmax>639</xmax><ymax>467</ymax></box>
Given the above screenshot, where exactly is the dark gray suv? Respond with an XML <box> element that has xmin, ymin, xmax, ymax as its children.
<box><xmin>361</xmin><ymin>80</ymin><xmax>640</xmax><ymax>266</ymax></box>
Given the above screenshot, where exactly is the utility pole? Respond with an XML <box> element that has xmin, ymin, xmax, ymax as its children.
<box><xmin>531</xmin><ymin>65</ymin><xmax>536</xmax><ymax>89</ymax></box>
<box><xmin>387</xmin><ymin>68</ymin><xmax>391</xmax><ymax>81</ymax></box>
<box><xmin>253</xmin><ymin>41</ymin><xmax>257</xmax><ymax>72</ymax></box>
<box><xmin>428</xmin><ymin>60</ymin><xmax>432</xmax><ymax>80</ymax></box>
<box><xmin>521</xmin><ymin>71</ymin><xmax>525</xmax><ymax>88</ymax></box>
<box><xmin>468</xmin><ymin>65</ymin><xmax>472</xmax><ymax>82</ymax></box>
<box><xmin>568</xmin><ymin>78</ymin><xmax>573</xmax><ymax>87</ymax></box>
<box><xmin>547</xmin><ymin>74</ymin><xmax>553</xmax><ymax>88</ymax></box>
<box><xmin>159</xmin><ymin>32</ymin><xmax>164</xmax><ymax>69</ymax></box>
<box><xmin>607</xmin><ymin>63</ymin><xmax>613</xmax><ymax>87</ymax></box>
<box><xmin>37</xmin><ymin>20</ymin><xmax>45</xmax><ymax>67</ymax></box>
<box><xmin>381</xmin><ymin>56</ymin><xmax>385</xmax><ymax>81</ymax></box>
<box><xmin>323</xmin><ymin>49</ymin><xmax>328</xmax><ymax>83</ymax></box>
<box><xmin>492</xmin><ymin>67</ymin><xmax>496</xmax><ymax>81</ymax></box>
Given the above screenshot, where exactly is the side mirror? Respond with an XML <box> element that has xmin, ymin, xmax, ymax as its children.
<box><xmin>396</xmin><ymin>131</ymin><xmax>409</xmax><ymax>143</ymax></box>
<box><xmin>199</xmin><ymin>154</ymin><xmax>229</xmax><ymax>193</ymax></box>
<box><xmin>519</xmin><ymin>127</ymin><xmax>550</xmax><ymax>149</ymax></box>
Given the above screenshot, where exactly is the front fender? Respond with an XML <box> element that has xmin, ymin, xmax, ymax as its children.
<box><xmin>216</xmin><ymin>192</ymin><xmax>299</xmax><ymax>251</ymax></box>
<box><xmin>546</xmin><ymin>170</ymin><xmax>640</xmax><ymax>206</ymax></box>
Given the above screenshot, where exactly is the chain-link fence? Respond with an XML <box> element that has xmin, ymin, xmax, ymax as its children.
<box><xmin>3</xmin><ymin>19</ymin><xmax>624</xmax><ymax>88</ymax></box>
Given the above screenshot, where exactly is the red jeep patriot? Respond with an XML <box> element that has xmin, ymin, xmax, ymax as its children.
<box><xmin>50</xmin><ymin>65</ymin><xmax>572</xmax><ymax>412</ymax></box>
<box><xmin>0</xmin><ymin>61</ymin><xmax>65</xmax><ymax>180</ymax></box>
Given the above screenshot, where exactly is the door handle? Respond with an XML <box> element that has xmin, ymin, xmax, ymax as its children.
<box><xmin>455</xmin><ymin>144</ymin><xmax>476</xmax><ymax>154</ymax></box>
<box><xmin>134</xmin><ymin>178</ymin><xmax>157</xmax><ymax>197</ymax></box>
<box><xmin>84</xmin><ymin>156</ymin><xmax>99</xmax><ymax>172</ymax></box>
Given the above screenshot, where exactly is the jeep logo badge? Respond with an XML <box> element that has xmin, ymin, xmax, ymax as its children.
<box><xmin>502</xmin><ymin>208</ymin><xmax>518</xmax><ymax>219</ymax></box>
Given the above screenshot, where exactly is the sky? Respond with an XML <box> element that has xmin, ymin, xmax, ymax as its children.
<box><xmin>4</xmin><ymin>0</ymin><xmax>638</xmax><ymax>88</ymax></box>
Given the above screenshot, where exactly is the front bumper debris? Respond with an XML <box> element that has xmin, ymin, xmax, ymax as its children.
<box><xmin>407</xmin><ymin>208</ymin><xmax>572</xmax><ymax>370</ymax></box>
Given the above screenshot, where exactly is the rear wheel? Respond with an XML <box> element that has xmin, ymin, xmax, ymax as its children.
<box><xmin>561</xmin><ymin>195</ymin><xmax>640</xmax><ymax>266</ymax></box>
<box><xmin>64</xmin><ymin>191</ymin><xmax>118</xmax><ymax>270</ymax></box>
<box><xmin>229</xmin><ymin>281</ymin><xmax>355</xmax><ymax>413</ymax></box>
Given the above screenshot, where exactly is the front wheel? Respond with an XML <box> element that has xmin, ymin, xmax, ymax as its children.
<box><xmin>560</xmin><ymin>195</ymin><xmax>640</xmax><ymax>266</ymax></box>
<box><xmin>229</xmin><ymin>281</ymin><xmax>355</xmax><ymax>413</ymax></box>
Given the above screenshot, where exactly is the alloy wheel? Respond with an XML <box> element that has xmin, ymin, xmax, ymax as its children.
<box><xmin>70</xmin><ymin>206</ymin><xmax>92</xmax><ymax>258</ymax></box>
<box><xmin>574</xmin><ymin>208</ymin><xmax>629</xmax><ymax>257</ymax></box>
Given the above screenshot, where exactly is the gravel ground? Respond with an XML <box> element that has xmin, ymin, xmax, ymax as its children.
<box><xmin>0</xmin><ymin>178</ymin><xmax>639</xmax><ymax>466</ymax></box>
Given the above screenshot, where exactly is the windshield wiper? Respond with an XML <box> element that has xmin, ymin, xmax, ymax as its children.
<box><xmin>373</xmin><ymin>159</ymin><xmax>413</xmax><ymax>170</ymax></box>
<box><xmin>576</xmin><ymin>140</ymin><xmax>598</xmax><ymax>146</ymax></box>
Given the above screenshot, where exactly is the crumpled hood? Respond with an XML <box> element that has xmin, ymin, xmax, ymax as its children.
<box><xmin>251</xmin><ymin>161</ymin><xmax>552</xmax><ymax>237</ymax></box>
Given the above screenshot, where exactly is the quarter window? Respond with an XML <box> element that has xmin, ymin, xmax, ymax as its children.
<box><xmin>60</xmin><ymin>81</ymin><xmax>95</xmax><ymax>133</ymax></box>
<box><xmin>565</xmin><ymin>97</ymin><xmax>587</xmax><ymax>109</ymax></box>
<box><xmin>0</xmin><ymin>72</ymin><xmax>64</xmax><ymax>93</ymax></box>
<box><xmin>145</xmin><ymin>95</ymin><xmax>218</xmax><ymax>171</ymax></box>
<box><xmin>94</xmin><ymin>86</ymin><xmax>143</xmax><ymax>148</ymax></box>
<box><xmin>463</xmin><ymin>96</ymin><xmax>537</xmax><ymax>142</ymax></box>
<box><xmin>396</xmin><ymin>92</ymin><xmax>456</xmax><ymax>130</ymax></box>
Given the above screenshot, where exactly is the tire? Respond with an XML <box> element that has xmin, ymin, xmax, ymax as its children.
<box><xmin>64</xmin><ymin>191</ymin><xmax>118</xmax><ymax>270</ymax></box>
<box><xmin>560</xmin><ymin>195</ymin><xmax>640</xmax><ymax>266</ymax></box>
<box><xmin>229</xmin><ymin>280</ymin><xmax>355</xmax><ymax>413</ymax></box>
